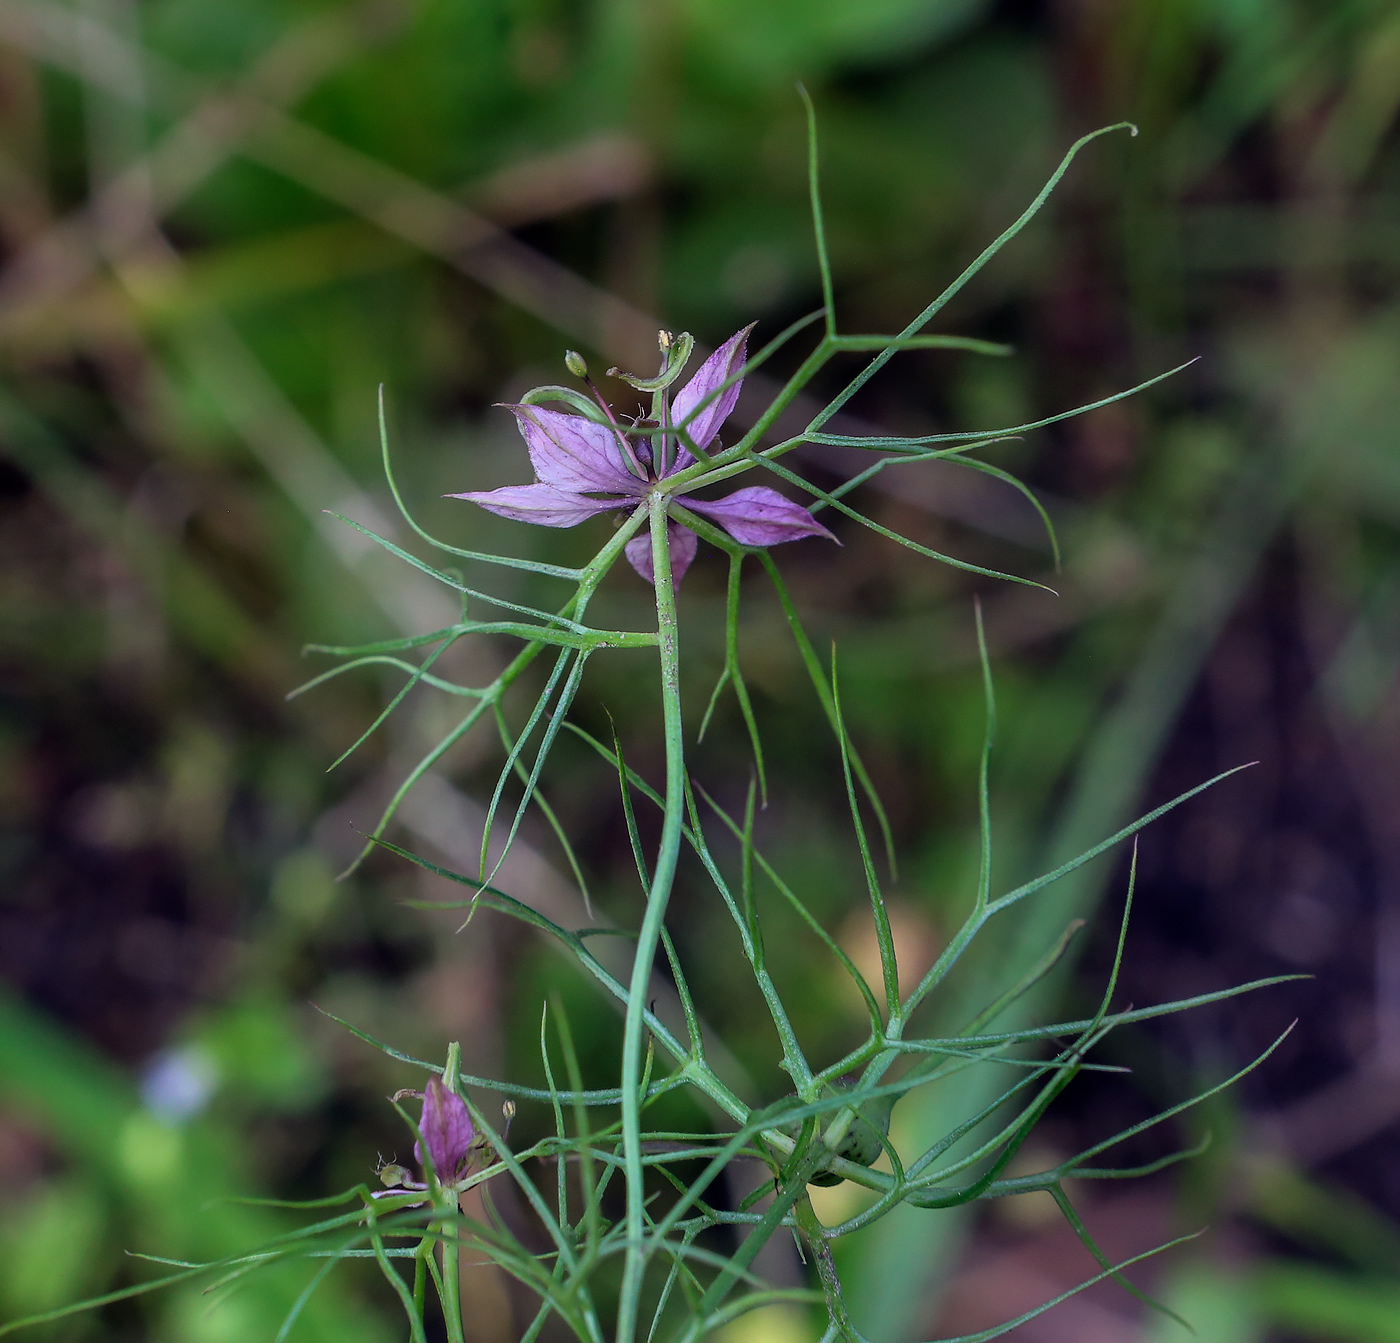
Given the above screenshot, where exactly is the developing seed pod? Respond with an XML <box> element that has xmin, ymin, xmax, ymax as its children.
<box><xmin>780</xmin><ymin>1080</ymin><xmax>894</xmax><ymax>1186</ymax></box>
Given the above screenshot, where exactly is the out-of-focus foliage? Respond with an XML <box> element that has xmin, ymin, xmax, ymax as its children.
<box><xmin>3</xmin><ymin>0</ymin><xmax>1400</xmax><ymax>1339</ymax></box>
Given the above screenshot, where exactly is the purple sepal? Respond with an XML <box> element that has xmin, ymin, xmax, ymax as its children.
<box><xmin>625</xmin><ymin>520</ymin><xmax>699</xmax><ymax>586</ymax></box>
<box><xmin>414</xmin><ymin>1077</ymin><xmax>474</xmax><ymax>1182</ymax></box>
<box><xmin>685</xmin><ymin>486</ymin><xmax>837</xmax><ymax>548</ymax></box>
<box><xmin>446</xmin><ymin>483</ymin><xmax>619</xmax><ymax>527</ymax></box>
<box><xmin>668</xmin><ymin>324</ymin><xmax>754</xmax><ymax>470</ymax></box>
<box><xmin>504</xmin><ymin>404</ymin><xmax>642</xmax><ymax>495</ymax></box>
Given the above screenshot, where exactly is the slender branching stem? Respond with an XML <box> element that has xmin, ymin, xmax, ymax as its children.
<box><xmin>439</xmin><ymin>1206</ymin><xmax>465</xmax><ymax>1343</ymax></box>
<box><xmin>617</xmin><ymin>491</ymin><xmax>689</xmax><ymax>1343</ymax></box>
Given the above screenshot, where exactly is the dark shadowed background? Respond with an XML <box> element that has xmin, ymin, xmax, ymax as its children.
<box><xmin>3</xmin><ymin>0</ymin><xmax>1400</xmax><ymax>1339</ymax></box>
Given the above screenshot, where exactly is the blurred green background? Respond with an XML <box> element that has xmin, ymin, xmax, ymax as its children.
<box><xmin>3</xmin><ymin>0</ymin><xmax>1400</xmax><ymax>1339</ymax></box>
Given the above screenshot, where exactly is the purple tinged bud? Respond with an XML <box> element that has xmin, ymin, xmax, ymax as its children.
<box><xmin>414</xmin><ymin>1077</ymin><xmax>474</xmax><ymax>1182</ymax></box>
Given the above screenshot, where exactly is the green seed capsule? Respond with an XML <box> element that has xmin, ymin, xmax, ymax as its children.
<box><xmin>778</xmin><ymin>1081</ymin><xmax>893</xmax><ymax>1185</ymax></box>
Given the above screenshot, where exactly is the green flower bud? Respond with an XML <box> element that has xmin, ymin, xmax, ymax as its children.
<box><xmin>378</xmin><ymin>1162</ymin><xmax>412</xmax><ymax>1188</ymax></box>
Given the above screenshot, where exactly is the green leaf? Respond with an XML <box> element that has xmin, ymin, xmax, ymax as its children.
<box><xmin>758</xmin><ymin>457</ymin><xmax>1055</xmax><ymax>590</ymax></box>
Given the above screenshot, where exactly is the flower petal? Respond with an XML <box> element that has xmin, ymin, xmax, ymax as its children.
<box><xmin>504</xmin><ymin>404</ymin><xmax>642</xmax><ymax>494</ymax></box>
<box><xmin>447</xmin><ymin>483</ymin><xmax>620</xmax><ymax>527</ymax></box>
<box><xmin>625</xmin><ymin>519</ymin><xmax>699</xmax><ymax>586</ymax></box>
<box><xmin>414</xmin><ymin>1078</ymin><xmax>474</xmax><ymax>1181</ymax></box>
<box><xmin>684</xmin><ymin>486</ymin><xmax>837</xmax><ymax>548</ymax></box>
<box><xmin>667</xmin><ymin>324</ymin><xmax>755</xmax><ymax>470</ymax></box>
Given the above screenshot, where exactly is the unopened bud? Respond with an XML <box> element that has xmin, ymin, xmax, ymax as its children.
<box><xmin>564</xmin><ymin>350</ymin><xmax>588</xmax><ymax>378</ymax></box>
<box><xmin>415</xmin><ymin>1078</ymin><xmax>474</xmax><ymax>1181</ymax></box>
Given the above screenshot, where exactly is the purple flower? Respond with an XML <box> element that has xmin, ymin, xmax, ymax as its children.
<box><xmin>448</xmin><ymin>326</ymin><xmax>836</xmax><ymax>583</ymax></box>
<box><xmin>414</xmin><ymin>1077</ymin><xmax>474</xmax><ymax>1183</ymax></box>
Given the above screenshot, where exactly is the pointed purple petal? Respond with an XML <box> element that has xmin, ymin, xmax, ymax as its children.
<box><xmin>447</xmin><ymin>483</ymin><xmax>620</xmax><ymax>527</ymax></box>
<box><xmin>504</xmin><ymin>404</ymin><xmax>642</xmax><ymax>494</ymax></box>
<box><xmin>414</xmin><ymin>1078</ymin><xmax>474</xmax><ymax>1180</ymax></box>
<box><xmin>625</xmin><ymin>520</ymin><xmax>699</xmax><ymax>586</ymax></box>
<box><xmin>667</xmin><ymin>324</ymin><xmax>755</xmax><ymax>471</ymax></box>
<box><xmin>684</xmin><ymin>486</ymin><xmax>837</xmax><ymax>548</ymax></box>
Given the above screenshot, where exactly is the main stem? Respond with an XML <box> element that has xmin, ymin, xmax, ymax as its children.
<box><xmin>441</xmin><ymin>1213</ymin><xmax>465</xmax><ymax>1343</ymax></box>
<box><xmin>617</xmin><ymin>493</ymin><xmax>687</xmax><ymax>1343</ymax></box>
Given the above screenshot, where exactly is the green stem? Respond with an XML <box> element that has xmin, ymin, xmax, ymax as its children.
<box><xmin>345</xmin><ymin>506</ymin><xmax>650</xmax><ymax>875</ymax></box>
<box><xmin>680</xmin><ymin>1155</ymin><xmax>824</xmax><ymax>1343</ymax></box>
<box><xmin>617</xmin><ymin>493</ymin><xmax>688</xmax><ymax>1343</ymax></box>
<box><xmin>440</xmin><ymin>1208</ymin><xmax>465</xmax><ymax>1343</ymax></box>
<box><xmin>793</xmin><ymin>1197</ymin><xmax>858</xmax><ymax>1341</ymax></box>
<box><xmin>412</xmin><ymin>1242</ymin><xmax>428</xmax><ymax>1328</ymax></box>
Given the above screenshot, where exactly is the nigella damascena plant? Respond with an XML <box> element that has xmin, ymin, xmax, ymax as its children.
<box><xmin>378</xmin><ymin>1077</ymin><xmax>476</xmax><ymax>1197</ymax></box>
<box><xmin>449</xmin><ymin>324</ymin><xmax>836</xmax><ymax>583</ymax></box>
<box><xmin>18</xmin><ymin>116</ymin><xmax>1288</xmax><ymax>1343</ymax></box>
